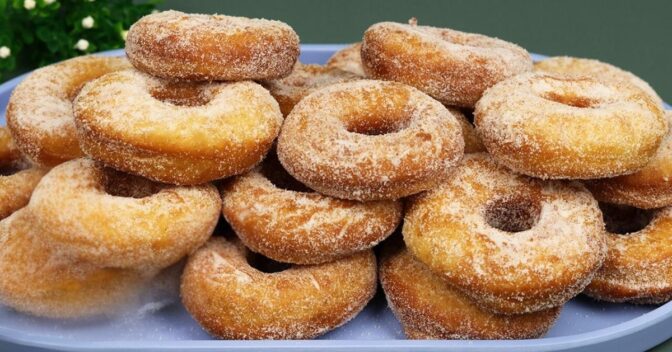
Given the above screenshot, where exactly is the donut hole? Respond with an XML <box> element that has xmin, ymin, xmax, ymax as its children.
<box><xmin>246</xmin><ymin>251</ymin><xmax>291</xmax><ymax>273</ymax></box>
<box><xmin>149</xmin><ymin>82</ymin><xmax>213</xmax><ymax>107</ymax></box>
<box><xmin>344</xmin><ymin>110</ymin><xmax>413</xmax><ymax>136</ymax></box>
<box><xmin>542</xmin><ymin>91</ymin><xmax>597</xmax><ymax>108</ymax></box>
<box><xmin>485</xmin><ymin>195</ymin><xmax>541</xmax><ymax>233</ymax></box>
<box><xmin>599</xmin><ymin>202</ymin><xmax>654</xmax><ymax>234</ymax></box>
<box><xmin>102</xmin><ymin>168</ymin><xmax>164</xmax><ymax>198</ymax></box>
<box><xmin>261</xmin><ymin>152</ymin><xmax>311</xmax><ymax>193</ymax></box>
<box><xmin>0</xmin><ymin>166</ymin><xmax>21</xmax><ymax>176</ymax></box>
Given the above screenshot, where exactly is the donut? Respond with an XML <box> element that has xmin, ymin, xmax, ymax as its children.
<box><xmin>451</xmin><ymin>108</ymin><xmax>486</xmax><ymax>154</ymax></box>
<box><xmin>361</xmin><ymin>20</ymin><xmax>532</xmax><ymax>108</ymax></box>
<box><xmin>475</xmin><ymin>72</ymin><xmax>666</xmax><ymax>179</ymax></box>
<box><xmin>181</xmin><ymin>237</ymin><xmax>377</xmax><ymax>339</ymax></box>
<box><xmin>326</xmin><ymin>43</ymin><xmax>365</xmax><ymax>77</ymax></box>
<box><xmin>534</xmin><ymin>56</ymin><xmax>664</xmax><ymax>107</ymax></box>
<box><xmin>277</xmin><ymin>80</ymin><xmax>464</xmax><ymax>201</ymax></box>
<box><xmin>584</xmin><ymin>203</ymin><xmax>672</xmax><ymax>304</ymax></box>
<box><xmin>221</xmin><ymin>151</ymin><xmax>402</xmax><ymax>264</ymax></box>
<box><xmin>0</xmin><ymin>209</ymin><xmax>149</xmax><ymax>319</ymax></box>
<box><xmin>403</xmin><ymin>154</ymin><xmax>606</xmax><ymax>314</ymax></box>
<box><xmin>263</xmin><ymin>63</ymin><xmax>361</xmax><ymax>116</ymax></box>
<box><xmin>585</xmin><ymin>111</ymin><xmax>672</xmax><ymax>208</ymax></box>
<box><xmin>6</xmin><ymin>55</ymin><xmax>131</xmax><ymax>166</ymax></box>
<box><xmin>380</xmin><ymin>241</ymin><xmax>561</xmax><ymax>339</ymax></box>
<box><xmin>74</xmin><ymin>69</ymin><xmax>283</xmax><ymax>185</ymax></box>
<box><xmin>125</xmin><ymin>10</ymin><xmax>299</xmax><ymax>81</ymax></box>
<box><xmin>0</xmin><ymin>127</ymin><xmax>46</xmax><ymax>220</ymax></box>
<box><xmin>27</xmin><ymin>158</ymin><xmax>220</xmax><ymax>270</ymax></box>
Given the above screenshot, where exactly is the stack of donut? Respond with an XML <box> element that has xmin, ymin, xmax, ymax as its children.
<box><xmin>0</xmin><ymin>10</ymin><xmax>670</xmax><ymax>342</ymax></box>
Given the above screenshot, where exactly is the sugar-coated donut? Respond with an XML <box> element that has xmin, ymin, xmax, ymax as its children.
<box><xmin>586</xmin><ymin>111</ymin><xmax>672</xmax><ymax>208</ymax></box>
<box><xmin>450</xmin><ymin>108</ymin><xmax>486</xmax><ymax>154</ymax></box>
<box><xmin>380</xmin><ymin>241</ymin><xmax>561</xmax><ymax>339</ymax></box>
<box><xmin>403</xmin><ymin>154</ymin><xmax>606</xmax><ymax>314</ymax></box>
<box><xmin>74</xmin><ymin>69</ymin><xmax>283</xmax><ymax>185</ymax></box>
<box><xmin>277</xmin><ymin>80</ymin><xmax>464</xmax><ymax>201</ymax></box>
<box><xmin>27</xmin><ymin>158</ymin><xmax>220</xmax><ymax>270</ymax></box>
<box><xmin>361</xmin><ymin>20</ymin><xmax>532</xmax><ymax>108</ymax></box>
<box><xmin>181</xmin><ymin>237</ymin><xmax>377</xmax><ymax>339</ymax></box>
<box><xmin>264</xmin><ymin>63</ymin><xmax>361</xmax><ymax>116</ymax></box>
<box><xmin>475</xmin><ymin>72</ymin><xmax>666</xmax><ymax>179</ymax></box>
<box><xmin>221</xmin><ymin>152</ymin><xmax>402</xmax><ymax>264</ymax></box>
<box><xmin>534</xmin><ymin>56</ymin><xmax>664</xmax><ymax>108</ymax></box>
<box><xmin>326</xmin><ymin>43</ymin><xmax>365</xmax><ymax>77</ymax></box>
<box><xmin>6</xmin><ymin>56</ymin><xmax>131</xmax><ymax>166</ymax></box>
<box><xmin>126</xmin><ymin>10</ymin><xmax>299</xmax><ymax>81</ymax></box>
<box><xmin>0</xmin><ymin>209</ymin><xmax>149</xmax><ymax>319</ymax></box>
<box><xmin>585</xmin><ymin>203</ymin><xmax>672</xmax><ymax>304</ymax></box>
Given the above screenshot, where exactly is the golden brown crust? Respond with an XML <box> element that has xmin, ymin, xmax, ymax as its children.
<box><xmin>126</xmin><ymin>10</ymin><xmax>299</xmax><ymax>80</ymax></box>
<box><xmin>403</xmin><ymin>154</ymin><xmax>606</xmax><ymax>314</ymax></box>
<box><xmin>6</xmin><ymin>56</ymin><xmax>131</xmax><ymax>166</ymax></box>
<box><xmin>450</xmin><ymin>108</ymin><xmax>486</xmax><ymax>153</ymax></box>
<box><xmin>27</xmin><ymin>159</ymin><xmax>220</xmax><ymax>270</ymax></box>
<box><xmin>585</xmin><ymin>206</ymin><xmax>672</xmax><ymax>303</ymax></box>
<box><xmin>277</xmin><ymin>80</ymin><xmax>464</xmax><ymax>201</ymax></box>
<box><xmin>221</xmin><ymin>155</ymin><xmax>402</xmax><ymax>264</ymax></box>
<box><xmin>326</xmin><ymin>43</ymin><xmax>365</xmax><ymax>77</ymax></box>
<box><xmin>0</xmin><ymin>209</ymin><xmax>149</xmax><ymax>319</ymax></box>
<box><xmin>264</xmin><ymin>63</ymin><xmax>361</xmax><ymax>116</ymax></box>
<box><xmin>361</xmin><ymin>21</ymin><xmax>532</xmax><ymax>108</ymax></box>
<box><xmin>475</xmin><ymin>73</ymin><xmax>667</xmax><ymax>179</ymax></box>
<box><xmin>380</xmin><ymin>242</ymin><xmax>560</xmax><ymax>339</ymax></box>
<box><xmin>74</xmin><ymin>69</ymin><xmax>283</xmax><ymax>185</ymax></box>
<box><xmin>180</xmin><ymin>237</ymin><xmax>377</xmax><ymax>339</ymax></box>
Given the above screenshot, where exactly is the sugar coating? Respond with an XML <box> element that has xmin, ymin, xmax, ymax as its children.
<box><xmin>403</xmin><ymin>154</ymin><xmax>607</xmax><ymax>315</ymax></box>
<box><xmin>277</xmin><ymin>80</ymin><xmax>465</xmax><ymax>201</ymax></box>
<box><xmin>27</xmin><ymin>158</ymin><xmax>221</xmax><ymax>271</ymax></box>
<box><xmin>475</xmin><ymin>72</ymin><xmax>667</xmax><ymax>179</ymax></box>
<box><xmin>361</xmin><ymin>21</ymin><xmax>532</xmax><ymax>108</ymax></box>
<box><xmin>326</xmin><ymin>43</ymin><xmax>365</xmax><ymax>77</ymax></box>
<box><xmin>380</xmin><ymin>242</ymin><xmax>560</xmax><ymax>339</ymax></box>
<box><xmin>585</xmin><ymin>111</ymin><xmax>672</xmax><ymax>208</ymax></box>
<box><xmin>449</xmin><ymin>108</ymin><xmax>486</xmax><ymax>154</ymax></box>
<box><xmin>221</xmin><ymin>158</ymin><xmax>402</xmax><ymax>264</ymax></box>
<box><xmin>126</xmin><ymin>10</ymin><xmax>299</xmax><ymax>81</ymax></box>
<box><xmin>263</xmin><ymin>63</ymin><xmax>361</xmax><ymax>116</ymax></box>
<box><xmin>5</xmin><ymin>56</ymin><xmax>131</xmax><ymax>166</ymax></box>
<box><xmin>73</xmin><ymin>69</ymin><xmax>283</xmax><ymax>185</ymax></box>
<box><xmin>585</xmin><ymin>205</ymin><xmax>672</xmax><ymax>303</ymax></box>
<box><xmin>180</xmin><ymin>237</ymin><xmax>377</xmax><ymax>339</ymax></box>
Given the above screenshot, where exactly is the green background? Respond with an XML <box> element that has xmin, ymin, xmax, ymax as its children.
<box><xmin>160</xmin><ymin>0</ymin><xmax>672</xmax><ymax>104</ymax></box>
<box><xmin>169</xmin><ymin>1</ymin><xmax>672</xmax><ymax>350</ymax></box>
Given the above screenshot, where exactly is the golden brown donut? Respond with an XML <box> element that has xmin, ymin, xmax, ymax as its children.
<box><xmin>27</xmin><ymin>158</ymin><xmax>220</xmax><ymax>270</ymax></box>
<box><xmin>277</xmin><ymin>80</ymin><xmax>464</xmax><ymax>201</ymax></box>
<box><xmin>126</xmin><ymin>10</ymin><xmax>299</xmax><ymax>81</ymax></box>
<box><xmin>534</xmin><ymin>56</ymin><xmax>664</xmax><ymax>108</ymax></box>
<box><xmin>475</xmin><ymin>72</ymin><xmax>666</xmax><ymax>179</ymax></box>
<box><xmin>74</xmin><ymin>69</ymin><xmax>283</xmax><ymax>185</ymax></box>
<box><xmin>326</xmin><ymin>43</ymin><xmax>365</xmax><ymax>77</ymax></box>
<box><xmin>403</xmin><ymin>154</ymin><xmax>607</xmax><ymax>314</ymax></box>
<box><xmin>584</xmin><ymin>203</ymin><xmax>672</xmax><ymax>304</ymax></box>
<box><xmin>6</xmin><ymin>56</ymin><xmax>131</xmax><ymax>166</ymax></box>
<box><xmin>450</xmin><ymin>108</ymin><xmax>486</xmax><ymax>154</ymax></box>
<box><xmin>264</xmin><ymin>62</ymin><xmax>361</xmax><ymax>116</ymax></box>
<box><xmin>585</xmin><ymin>111</ymin><xmax>672</xmax><ymax>208</ymax></box>
<box><xmin>0</xmin><ymin>209</ymin><xmax>149</xmax><ymax>319</ymax></box>
<box><xmin>380</xmin><ymin>241</ymin><xmax>561</xmax><ymax>339</ymax></box>
<box><xmin>361</xmin><ymin>20</ymin><xmax>532</xmax><ymax>108</ymax></box>
<box><xmin>181</xmin><ymin>237</ymin><xmax>377</xmax><ymax>339</ymax></box>
<box><xmin>221</xmin><ymin>152</ymin><xmax>402</xmax><ymax>264</ymax></box>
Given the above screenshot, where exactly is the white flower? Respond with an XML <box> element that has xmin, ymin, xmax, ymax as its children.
<box><xmin>0</xmin><ymin>47</ymin><xmax>11</xmax><ymax>59</ymax></box>
<box><xmin>82</xmin><ymin>16</ymin><xmax>94</xmax><ymax>29</ymax></box>
<box><xmin>121</xmin><ymin>30</ymin><xmax>128</xmax><ymax>41</ymax></box>
<box><xmin>74</xmin><ymin>39</ymin><xmax>89</xmax><ymax>51</ymax></box>
<box><xmin>23</xmin><ymin>0</ymin><xmax>36</xmax><ymax>10</ymax></box>
<box><xmin>44</xmin><ymin>0</ymin><xmax>56</xmax><ymax>4</ymax></box>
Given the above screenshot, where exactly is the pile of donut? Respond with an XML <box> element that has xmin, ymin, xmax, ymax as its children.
<box><xmin>0</xmin><ymin>10</ymin><xmax>670</xmax><ymax>341</ymax></box>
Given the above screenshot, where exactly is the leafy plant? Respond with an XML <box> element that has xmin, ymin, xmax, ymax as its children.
<box><xmin>0</xmin><ymin>0</ymin><xmax>159</xmax><ymax>81</ymax></box>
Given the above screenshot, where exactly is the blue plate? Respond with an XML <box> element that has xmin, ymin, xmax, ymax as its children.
<box><xmin>0</xmin><ymin>45</ymin><xmax>671</xmax><ymax>352</ymax></box>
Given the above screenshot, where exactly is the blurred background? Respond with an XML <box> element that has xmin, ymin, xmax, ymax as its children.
<box><xmin>0</xmin><ymin>0</ymin><xmax>670</xmax><ymax>103</ymax></box>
